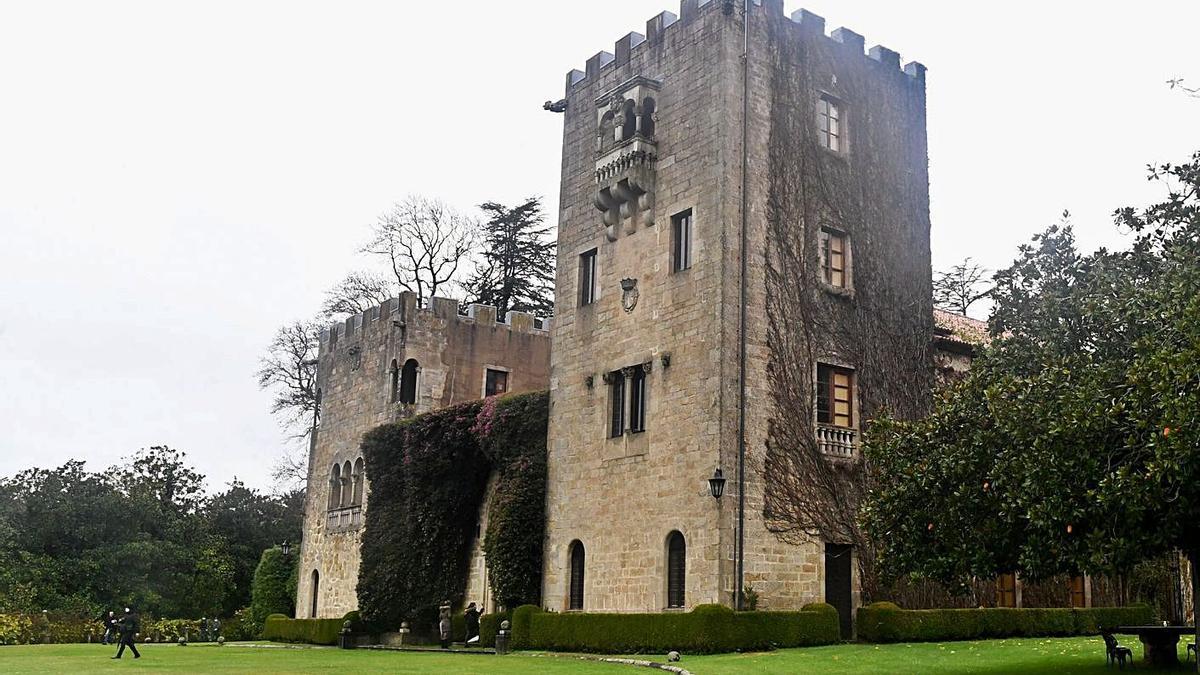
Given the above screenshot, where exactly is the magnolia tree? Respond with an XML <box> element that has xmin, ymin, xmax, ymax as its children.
<box><xmin>864</xmin><ymin>153</ymin><xmax>1200</xmax><ymax>657</ymax></box>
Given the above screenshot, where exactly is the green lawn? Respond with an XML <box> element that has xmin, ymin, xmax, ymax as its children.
<box><xmin>0</xmin><ymin>637</ymin><xmax>1194</xmax><ymax>674</ymax></box>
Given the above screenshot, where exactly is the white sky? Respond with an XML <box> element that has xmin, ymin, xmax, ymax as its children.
<box><xmin>1</xmin><ymin>1</ymin><xmax>1197</xmax><ymax>493</ymax></box>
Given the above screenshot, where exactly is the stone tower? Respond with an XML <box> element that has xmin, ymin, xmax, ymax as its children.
<box><xmin>543</xmin><ymin>0</ymin><xmax>931</xmax><ymax>631</ymax></box>
<box><xmin>296</xmin><ymin>293</ymin><xmax>550</xmax><ymax>618</ymax></box>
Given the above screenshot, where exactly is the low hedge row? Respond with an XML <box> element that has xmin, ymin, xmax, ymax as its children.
<box><xmin>446</xmin><ymin>610</ymin><xmax>510</xmax><ymax>647</ymax></box>
<box><xmin>0</xmin><ymin>614</ymin><xmax>236</xmax><ymax>645</ymax></box>
<box><xmin>514</xmin><ymin>603</ymin><xmax>840</xmax><ymax>654</ymax></box>
<box><xmin>856</xmin><ymin>602</ymin><xmax>1155</xmax><ymax>643</ymax></box>
<box><xmin>262</xmin><ymin>614</ymin><xmax>344</xmax><ymax>645</ymax></box>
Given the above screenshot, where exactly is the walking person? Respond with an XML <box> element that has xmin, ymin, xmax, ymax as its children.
<box><xmin>111</xmin><ymin>607</ymin><xmax>141</xmax><ymax>659</ymax></box>
<box><xmin>438</xmin><ymin>602</ymin><xmax>452</xmax><ymax>649</ymax></box>
<box><xmin>463</xmin><ymin>602</ymin><xmax>481</xmax><ymax>648</ymax></box>
<box><xmin>98</xmin><ymin>610</ymin><xmax>116</xmax><ymax>645</ymax></box>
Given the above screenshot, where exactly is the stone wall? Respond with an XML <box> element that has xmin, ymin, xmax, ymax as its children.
<box><xmin>295</xmin><ymin>292</ymin><xmax>550</xmax><ymax>618</ymax></box>
<box><xmin>544</xmin><ymin>0</ymin><xmax>931</xmax><ymax>616</ymax></box>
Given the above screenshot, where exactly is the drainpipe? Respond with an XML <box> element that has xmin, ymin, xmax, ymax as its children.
<box><xmin>735</xmin><ymin>0</ymin><xmax>752</xmax><ymax>612</ymax></box>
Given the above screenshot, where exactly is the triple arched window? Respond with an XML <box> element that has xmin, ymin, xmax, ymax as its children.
<box><xmin>328</xmin><ymin>457</ymin><xmax>365</xmax><ymax>510</ymax></box>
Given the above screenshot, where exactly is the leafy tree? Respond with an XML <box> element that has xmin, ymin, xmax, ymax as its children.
<box><xmin>204</xmin><ymin>481</ymin><xmax>304</xmax><ymax>616</ymax></box>
<box><xmin>250</xmin><ymin>546</ymin><xmax>297</xmax><ymax>626</ymax></box>
<box><xmin>864</xmin><ymin>152</ymin><xmax>1200</xmax><ymax>652</ymax></box>
<box><xmin>463</xmin><ymin>197</ymin><xmax>556</xmax><ymax>316</ymax></box>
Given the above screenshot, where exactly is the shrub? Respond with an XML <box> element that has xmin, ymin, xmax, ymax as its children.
<box><xmin>510</xmin><ymin>605</ymin><xmax>541</xmax><ymax>650</ymax></box>
<box><xmin>856</xmin><ymin>604</ymin><xmax>1155</xmax><ymax>643</ymax></box>
<box><xmin>250</xmin><ymin>547</ymin><xmax>296</xmax><ymax>626</ymax></box>
<box><xmin>517</xmin><ymin>604</ymin><xmax>839</xmax><ymax>654</ymax></box>
<box><xmin>262</xmin><ymin>614</ymin><xmax>343</xmax><ymax>645</ymax></box>
<box><xmin>220</xmin><ymin>607</ymin><xmax>260</xmax><ymax>641</ymax></box>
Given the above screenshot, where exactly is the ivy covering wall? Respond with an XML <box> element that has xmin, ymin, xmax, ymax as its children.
<box><xmin>357</xmin><ymin>391</ymin><xmax>547</xmax><ymax>629</ymax></box>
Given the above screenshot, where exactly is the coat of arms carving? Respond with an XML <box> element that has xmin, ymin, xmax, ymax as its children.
<box><xmin>621</xmin><ymin>277</ymin><xmax>639</xmax><ymax>313</ymax></box>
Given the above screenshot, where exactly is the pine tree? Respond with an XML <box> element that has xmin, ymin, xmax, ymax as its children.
<box><xmin>465</xmin><ymin>197</ymin><xmax>556</xmax><ymax>316</ymax></box>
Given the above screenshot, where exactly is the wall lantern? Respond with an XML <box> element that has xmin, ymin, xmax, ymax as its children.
<box><xmin>708</xmin><ymin>468</ymin><xmax>726</xmax><ymax>500</ymax></box>
<box><xmin>281</xmin><ymin>541</ymin><xmax>292</xmax><ymax>557</ymax></box>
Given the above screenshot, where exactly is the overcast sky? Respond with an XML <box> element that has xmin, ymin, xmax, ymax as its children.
<box><xmin>1</xmin><ymin>1</ymin><xmax>1197</xmax><ymax>494</ymax></box>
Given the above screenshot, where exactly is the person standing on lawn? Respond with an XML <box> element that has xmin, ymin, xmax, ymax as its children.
<box><xmin>438</xmin><ymin>602</ymin><xmax>452</xmax><ymax>649</ymax></box>
<box><xmin>463</xmin><ymin>602</ymin><xmax>481</xmax><ymax>647</ymax></box>
<box><xmin>111</xmin><ymin>607</ymin><xmax>140</xmax><ymax>659</ymax></box>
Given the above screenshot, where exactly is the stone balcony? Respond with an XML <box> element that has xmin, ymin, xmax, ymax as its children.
<box><xmin>816</xmin><ymin>424</ymin><xmax>857</xmax><ymax>458</ymax></box>
<box><xmin>326</xmin><ymin>505</ymin><xmax>362</xmax><ymax>531</ymax></box>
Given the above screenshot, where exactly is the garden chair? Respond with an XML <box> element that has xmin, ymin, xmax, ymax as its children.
<box><xmin>1101</xmin><ymin>631</ymin><xmax>1132</xmax><ymax>670</ymax></box>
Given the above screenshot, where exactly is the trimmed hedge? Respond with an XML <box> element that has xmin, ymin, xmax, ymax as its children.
<box><xmin>262</xmin><ymin>613</ymin><xmax>344</xmax><ymax>645</ymax></box>
<box><xmin>449</xmin><ymin>610</ymin><xmax>511</xmax><ymax>648</ymax></box>
<box><xmin>856</xmin><ymin>602</ymin><xmax>1155</xmax><ymax>643</ymax></box>
<box><xmin>515</xmin><ymin>604</ymin><xmax>839</xmax><ymax>654</ymax></box>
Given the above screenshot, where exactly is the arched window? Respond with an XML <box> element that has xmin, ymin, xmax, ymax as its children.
<box><xmin>621</xmin><ymin>99</ymin><xmax>636</xmax><ymax>141</ymax></box>
<box><xmin>341</xmin><ymin>461</ymin><xmax>352</xmax><ymax>508</ymax></box>
<box><xmin>399</xmin><ymin>359</ymin><xmax>419</xmax><ymax>405</ymax></box>
<box><xmin>600</xmin><ymin>109</ymin><xmax>616</xmax><ymax>148</ymax></box>
<box><xmin>568</xmin><ymin>540</ymin><xmax>585</xmax><ymax>610</ymax></box>
<box><xmin>352</xmin><ymin>457</ymin><xmax>364</xmax><ymax>505</ymax></box>
<box><xmin>328</xmin><ymin>463</ymin><xmax>342</xmax><ymax>510</ymax></box>
<box><xmin>667</xmin><ymin>531</ymin><xmax>686</xmax><ymax>608</ymax></box>
<box><xmin>389</xmin><ymin>359</ymin><xmax>400</xmax><ymax>403</ymax></box>
<box><xmin>640</xmin><ymin>97</ymin><xmax>656</xmax><ymax>138</ymax></box>
<box><xmin>310</xmin><ymin>569</ymin><xmax>319</xmax><ymax>618</ymax></box>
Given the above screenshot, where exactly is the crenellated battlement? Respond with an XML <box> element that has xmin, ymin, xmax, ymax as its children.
<box><xmin>321</xmin><ymin>292</ymin><xmax>550</xmax><ymax>346</ymax></box>
<box><xmin>565</xmin><ymin>1</ymin><xmax>924</xmax><ymax>92</ymax></box>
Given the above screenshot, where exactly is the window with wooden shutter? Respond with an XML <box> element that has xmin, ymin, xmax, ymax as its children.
<box><xmin>485</xmin><ymin>368</ymin><xmax>509</xmax><ymax>397</ymax></box>
<box><xmin>816</xmin><ymin>364</ymin><xmax>854</xmax><ymax>428</ymax></box>
<box><xmin>819</xmin><ymin>228</ymin><xmax>849</xmax><ymax>289</ymax></box>
<box><xmin>667</xmin><ymin>531</ymin><xmax>686</xmax><ymax>608</ymax></box>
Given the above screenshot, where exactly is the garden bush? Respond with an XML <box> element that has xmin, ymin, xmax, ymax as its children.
<box><xmin>261</xmin><ymin>613</ymin><xmax>344</xmax><ymax>645</ymax></box>
<box><xmin>515</xmin><ymin>603</ymin><xmax>839</xmax><ymax>654</ymax></box>
<box><xmin>856</xmin><ymin>602</ymin><xmax>1155</xmax><ymax>643</ymax></box>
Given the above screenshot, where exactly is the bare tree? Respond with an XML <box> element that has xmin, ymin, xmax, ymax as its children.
<box><xmin>256</xmin><ymin>320</ymin><xmax>321</xmax><ymax>438</ymax></box>
<box><xmin>1167</xmin><ymin>78</ymin><xmax>1200</xmax><ymax>98</ymax></box>
<box><xmin>363</xmin><ymin>195</ymin><xmax>477</xmax><ymax>305</ymax></box>
<box><xmin>320</xmin><ymin>270</ymin><xmax>397</xmax><ymax>320</ymax></box>
<box><xmin>933</xmin><ymin>258</ymin><xmax>992</xmax><ymax>316</ymax></box>
<box><xmin>256</xmin><ymin>320</ymin><xmax>321</xmax><ymax>490</ymax></box>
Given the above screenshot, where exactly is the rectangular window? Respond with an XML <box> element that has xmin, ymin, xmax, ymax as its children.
<box><xmin>816</xmin><ymin>364</ymin><xmax>854</xmax><ymax>428</ymax></box>
<box><xmin>629</xmin><ymin>367</ymin><xmax>646</xmax><ymax>433</ymax></box>
<box><xmin>819</xmin><ymin>228</ymin><xmax>848</xmax><ymax>289</ymax></box>
<box><xmin>609</xmin><ymin>370</ymin><xmax>625</xmax><ymax>438</ymax></box>
<box><xmin>578</xmin><ymin>248</ymin><xmax>597</xmax><ymax>306</ymax></box>
<box><xmin>485</xmin><ymin>368</ymin><xmax>508</xmax><ymax>397</ymax></box>
<box><xmin>672</xmin><ymin>210</ymin><xmax>693</xmax><ymax>272</ymax></box>
<box><xmin>996</xmin><ymin>573</ymin><xmax>1017</xmax><ymax>608</ymax></box>
<box><xmin>817</xmin><ymin>95</ymin><xmax>842</xmax><ymax>152</ymax></box>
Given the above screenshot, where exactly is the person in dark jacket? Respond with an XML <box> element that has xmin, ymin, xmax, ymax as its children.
<box><xmin>463</xmin><ymin>602</ymin><xmax>481</xmax><ymax>647</ymax></box>
<box><xmin>97</xmin><ymin>610</ymin><xmax>116</xmax><ymax>645</ymax></box>
<box><xmin>111</xmin><ymin>607</ymin><xmax>141</xmax><ymax>659</ymax></box>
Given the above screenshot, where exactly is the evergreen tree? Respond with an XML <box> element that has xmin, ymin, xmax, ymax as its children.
<box><xmin>464</xmin><ymin>197</ymin><xmax>555</xmax><ymax>316</ymax></box>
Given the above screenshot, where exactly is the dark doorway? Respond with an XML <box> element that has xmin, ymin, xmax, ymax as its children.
<box><xmin>825</xmin><ymin>543</ymin><xmax>853</xmax><ymax>639</ymax></box>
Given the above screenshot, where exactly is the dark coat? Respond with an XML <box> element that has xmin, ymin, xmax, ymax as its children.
<box><xmin>119</xmin><ymin>612</ymin><xmax>139</xmax><ymax>636</ymax></box>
